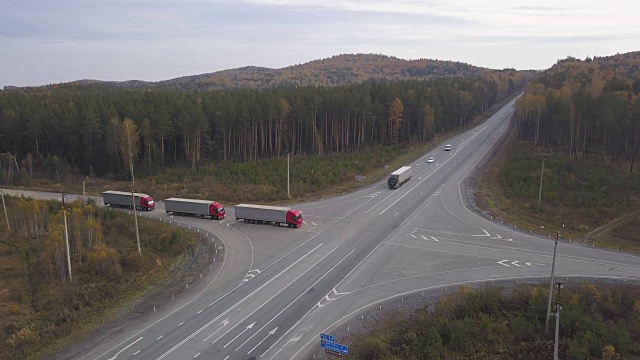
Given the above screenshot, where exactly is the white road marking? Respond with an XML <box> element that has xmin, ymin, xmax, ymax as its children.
<box><xmin>232</xmin><ymin>247</ymin><xmax>342</xmax><ymax>350</ymax></box>
<box><xmin>497</xmin><ymin>259</ymin><xmax>510</xmax><ymax>267</ymax></box>
<box><xmin>106</xmin><ymin>337</ymin><xmax>143</xmax><ymax>360</ymax></box>
<box><xmin>197</xmin><ymin>310</ymin><xmax>203</xmax><ymax>314</ymax></box>
<box><xmin>132</xmin><ymin>351</ymin><xmax>140</xmax><ymax>356</ymax></box>
<box><xmin>206</xmin><ymin>243</ymin><xmax>326</xmax><ymax>344</ymax></box>
<box><xmin>194</xmin><ymin>353</ymin><xmax>201</xmax><ymax>358</ymax></box>
<box><xmin>431</xmin><ymin>237</ymin><xmax>439</xmax><ymax>242</ymax></box>
<box><xmin>224</xmin><ymin>322</ymin><xmax>256</xmax><ymax>348</ymax></box>
<box><xmin>247</xmin><ymin>327</ymin><xmax>278</xmax><ymax>355</ymax></box>
<box><xmin>472</xmin><ymin>229</ymin><xmax>491</xmax><ymax>237</ymax></box>
<box><xmin>263</xmin><ymin>326</ymin><xmax>313</xmax><ymax>359</ymax></box>
<box><xmin>178</xmin><ymin>322</ymin><xmax>184</xmax><ymax>327</ymax></box>
<box><xmin>203</xmin><ymin>319</ymin><xmax>229</xmax><ymax>342</ymax></box>
<box><xmin>156</xmin><ymin>336</ymin><xmax>163</xmax><ymax>340</ymax></box>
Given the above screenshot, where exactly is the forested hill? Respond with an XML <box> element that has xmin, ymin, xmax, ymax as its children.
<box><xmin>514</xmin><ymin>51</ymin><xmax>640</xmax><ymax>172</ymax></box>
<box><xmin>0</xmin><ymin>66</ymin><xmax>533</xmax><ymax>182</ymax></box>
<box><xmin>160</xmin><ymin>54</ymin><xmax>500</xmax><ymax>90</ymax></box>
<box><xmin>8</xmin><ymin>54</ymin><xmax>520</xmax><ymax>91</ymax></box>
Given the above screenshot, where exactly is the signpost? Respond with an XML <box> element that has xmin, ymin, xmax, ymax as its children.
<box><xmin>325</xmin><ymin>349</ymin><xmax>343</xmax><ymax>358</ymax></box>
<box><xmin>320</xmin><ymin>333</ymin><xmax>348</xmax><ymax>356</ymax></box>
<box><xmin>354</xmin><ymin>175</ymin><xmax>366</xmax><ymax>182</ymax></box>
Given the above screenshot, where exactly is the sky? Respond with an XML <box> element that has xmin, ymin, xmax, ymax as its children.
<box><xmin>1</xmin><ymin>0</ymin><xmax>639</xmax><ymax>88</ymax></box>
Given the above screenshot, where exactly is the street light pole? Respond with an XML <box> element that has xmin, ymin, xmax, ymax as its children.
<box><xmin>545</xmin><ymin>231</ymin><xmax>560</xmax><ymax>334</ymax></box>
<box><xmin>62</xmin><ymin>194</ymin><xmax>72</xmax><ymax>282</ymax></box>
<box><xmin>538</xmin><ymin>157</ymin><xmax>545</xmax><ymax>205</ymax></box>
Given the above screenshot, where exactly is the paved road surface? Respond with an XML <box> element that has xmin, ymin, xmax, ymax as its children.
<box><xmin>3</xmin><ymin>97</ymin><xmax>639</xmax><ymax>360</ymax></box>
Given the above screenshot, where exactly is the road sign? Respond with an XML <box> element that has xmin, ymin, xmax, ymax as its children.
<box><xmin>355</xmin><ymin>175</ymin><xmax>366</xmax><ymax>182</ymax></box>
<box><xmin>320</xmin><ymin>333</ymin><xmax>335</xmax><ymax>343</ymax></box>
<box><xmin>321</xmin><ymin>340</ymin><xmax>349</xmax><ymax>354</ymax></box>
<box><xmin>325</xmin><ymin>349</ymin><xmax>343</xmax><ymax>358</ymax></box>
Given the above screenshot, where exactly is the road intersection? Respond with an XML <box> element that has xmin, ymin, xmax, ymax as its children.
<box><xmin>3</xmin><ymin>97</ymin><xmax>640</xmax><ymax>360</ymax></box>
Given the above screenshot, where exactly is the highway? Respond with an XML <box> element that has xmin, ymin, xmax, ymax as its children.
<box><xmin>4</xmin><ymin>97</ymin><xmax>640</xmax><ymax>360</ymax></box>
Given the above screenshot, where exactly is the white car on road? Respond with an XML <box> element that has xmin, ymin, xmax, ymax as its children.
<box><xmin>444</xmin><ymin>144</ymin><xmax>452</xmax><ymax>151</ymax></box>
<box><xmin>427</xmin><ymin>157</ymin><xmax>435</xmax><ymax>163</ymax></box>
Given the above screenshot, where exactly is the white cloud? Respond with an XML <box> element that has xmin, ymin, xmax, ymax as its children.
<box><xmin>1</xmin><ymin>0</ymin><xmax>639</xmax><ymax>87</ymax></box>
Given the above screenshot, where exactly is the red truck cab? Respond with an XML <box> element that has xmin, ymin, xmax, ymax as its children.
<box><xmin>287</xmin><ymin>209</ymin><xmax>303</xmax><ymax>228</ymax></box>
<box><xmin>141</xmin><ymin>196</ymin><xmax>155</xmax><ymax>211</ymax></box>
<box><xmin>210</xmin><ymin>202</ymin><xmax>225</xmax><ymax>220</ymax></box>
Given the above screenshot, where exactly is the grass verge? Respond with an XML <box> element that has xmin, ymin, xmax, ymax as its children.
<box><xmin>475</xmin><ymin>124</ymin><xmax>640</xmax><ymax>253</ymax></box>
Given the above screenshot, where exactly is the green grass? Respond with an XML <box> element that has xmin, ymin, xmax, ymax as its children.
<box><xmin>476</xmin><ymin>129</ymin><xmax>640</xmax><ymax>253</ymax></box>
<box><xmin>346</xmin><ymin>283</ymin><xmax>640</xmax><ymax>360</ymax></box>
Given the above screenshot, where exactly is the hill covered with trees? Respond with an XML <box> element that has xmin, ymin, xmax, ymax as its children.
<box><xmin>0</xmin><ymin>64</ymin><xmax>533</xmax><ymax>184</ymax></box>
<box><xmin>475</xmin><ymin>51</ymin><xmax>640</xmax><ymax>251</ymax></box>
<box><xmin>9</xmin><ymin>54</ymin><xmax>526</xmax><ymax>91</ymax></box>
<box><xmin>514</xmin><ymin>51</ymin><xmax>640</xmax><ymax>170</ymax></box>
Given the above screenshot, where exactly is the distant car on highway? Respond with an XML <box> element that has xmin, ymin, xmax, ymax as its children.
<box><xmin>427</xmin><ymin>157</ymin><xmax>435</xmax><ymax>163</ymax></box>
<box><xmin>444</xmin><ymin>144</ymin><xmax>452</xmax><ymax>151</ymax></box>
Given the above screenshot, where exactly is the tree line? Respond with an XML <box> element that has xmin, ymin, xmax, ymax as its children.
<box><xmin>514</xmin><ymin>52</ymin><xmax>640</xmax><ymax>173</ymax></box>
<box><xmin>0</xmin><ymin>70</ymin><xmax>532</xmax><ymax>182</ymax></box>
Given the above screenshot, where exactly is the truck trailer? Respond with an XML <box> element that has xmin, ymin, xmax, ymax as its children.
<box><xmin>102</xmin><ymin>191</ymin><xmax>155</xmax><ymax>211</ymax></box>
<box><xmin>164</xmin><ymin>198</ymin><xmax>225</xmax><ymax>220</ymax></box>
<box><xmin>387</xmin><ymin>166</ymin><xmax>412</xmax><ymax>189</ymax></box>
<box><xmin>234</xmin><ymin>204</ymin><xmax>303</xmax><ymax>228</ymax></box>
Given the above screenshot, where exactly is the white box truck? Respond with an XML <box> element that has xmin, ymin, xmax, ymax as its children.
<box><xmin>235</xmin><ymin>204</ymin><xmax>303</xmax><ymax>228</ymax></box>
<box><xmin>387</xmin><ymin>166</ymin><xmax>412</xmax><ymax>189</ymax></box>
<box><xmin>102</xmin><ymin>191</ymin><xmax>155</xmax><ymax>211</ymax></box>
<box><xmin>164</xmin><ymin>198</ymin><xmax>226</xmax><ymax>220</ymax></box>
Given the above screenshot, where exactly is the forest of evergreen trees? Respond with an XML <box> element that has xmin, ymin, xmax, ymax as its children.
<box><xmin>0</xmin><ymin>69</ymin><xmax>532</xmax><ymax>183</ymax></box>
<box><xmin>515</xmin><ymin>52</ymin><xmax>640</xmax><ymax>173</ymax></box>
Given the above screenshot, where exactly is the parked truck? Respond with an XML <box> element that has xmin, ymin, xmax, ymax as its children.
<box><xmin>164</xmin><ymin>198</ymin><xmax>225</xmax><ymax>220</ymax></box>
<box><xmin>387</xmin><ymin>166</ymin><xmax>412</xmax><ymax>189</ymax></box>
<box><xmin>234</xmin><ymin>204</ymin><xmax>303</xmax><ymax>228</ymax></box>
<box><xmin>102</xmin><ymin>191</ymin><xmax>155</xmax><ymax>211</ymax></box>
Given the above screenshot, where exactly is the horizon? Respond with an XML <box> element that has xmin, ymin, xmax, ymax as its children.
<box><xmin>2</xmin><ymin>0</ymin><xmax>639</xmax><ymax>88</ymax></box>
<box><xmin>3</xmin><ymin>52</ymin><xmax>551</xmax><ymax>88</ymax></box>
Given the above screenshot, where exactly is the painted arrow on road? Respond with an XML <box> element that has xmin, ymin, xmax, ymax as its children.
<box><xmin>203</xmin><ymin>319</ymin><xmax>230</xmax><ymax>342</ymax></box>
<box><xmin>497</xmin><ymin>260</ymin><xmax>542</xmax><ymax>267</ymax></box>
<box><xmin>242</xmin><ymin>269</ymin><xmax>261</xmax><ymax>283</ymax></box>
<box><xmin>224</xmin><ymin>322</ymin><xmax>256</xmax><ymax>348</ymax></box>
<box><xmin>247</xmin><ymin>327</ymin><xmax>278</xmax><ymax>355</ymax></box>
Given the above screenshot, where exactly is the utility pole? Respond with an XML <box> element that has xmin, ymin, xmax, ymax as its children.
<box><xmin>62</xmin><ymin>194</ymin><xmax>72</xmax><ymax>282</ymax></box>
<box><xmin>538</xmin><ymin>157</ymin><xmax>545</xmax><ymax>205</ymax></box>
<box><xmin>1</xmin><ymin>191</ymin><xmax>9</xmax><ymax>230</ymax></box>
<box><xmin>82</xmin><ymin>180</ymin><xmax>86</xmax><ymax>205</ymax></box>
<box><xmin>130</xmin><ymin>163</ymin><xmax>141</xmax><ymax>255</ymax></box>
<box><xmin>546</xmin><ymin>231</ymin><xmax>560</xmax><ymax>334</ymax></box>
<box><xmin>287</xmin><ymin>153</ymin><xmax>290</xmax><ymax>198</ymax></box>
<box><xmin>554</xmin><ymin>282</ymin><xmax>563</xmax><ymax>360</ymax></box>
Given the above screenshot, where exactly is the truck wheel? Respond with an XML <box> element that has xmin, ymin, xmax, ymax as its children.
<box><xmin>199</xmin><ymin>214</ymin><xmax>204</xmax><ymax>219</ymax></box>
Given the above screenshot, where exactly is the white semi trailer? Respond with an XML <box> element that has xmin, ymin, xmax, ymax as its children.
<box><xmin>387</xmin><ymin>166</ymin><xmax>412</xmax><ymax>189</ymax></box>
<box><xmin>164</xmin><ymin>198</ymin><xmax>225</xmax><ymax>219</ymax></box>
<box><xmin>234</xmin><ymin>204</ymin><xmax>303</xmax><ymax>228</ymax></box>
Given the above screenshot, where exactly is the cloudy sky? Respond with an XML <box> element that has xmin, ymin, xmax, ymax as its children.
<box><xmin>1</xmin><ymin>0</ymin><xmax>639</xmax><ymax>87</ymax></box>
